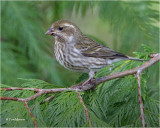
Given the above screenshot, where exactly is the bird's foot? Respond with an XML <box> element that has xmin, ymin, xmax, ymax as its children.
<box><xmin>109</xmin><ymin>64</ymin><xmax>114</xmax><ymax>72</ymax></box>
<box><xmin>79</xmin><ymin>70</ymin><xmax>95</xmax><ymax>89</ymax></box>
<box><xmin>79</xmin><ymin>78</ymin><xmax>92</xmax><ymax>89</ymax></box>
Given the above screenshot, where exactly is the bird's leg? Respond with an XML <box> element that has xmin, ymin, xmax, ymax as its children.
<box><xmin>109</xmin><ymin>64</ymin><xmax>114</xmax><ymax>72</ymax></box>
<box><xmin>81</xmin><ymin>70</ymin><xmax>95</xmax><ymax>87</ymax></box>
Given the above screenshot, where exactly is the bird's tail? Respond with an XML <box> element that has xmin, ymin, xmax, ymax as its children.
<box><xmin>127</xmin><ymin>56</ymin><xmax>147</xmax><ymax>61</ymax></box>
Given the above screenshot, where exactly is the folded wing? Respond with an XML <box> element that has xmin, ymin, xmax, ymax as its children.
<box><xmin>75</xmin><ymin>35</ymin><xmax>128</xmax><ymax>60</ymax></box>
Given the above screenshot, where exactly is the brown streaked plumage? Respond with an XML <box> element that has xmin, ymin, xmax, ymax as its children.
<box><xmin>46</xmin><ymin>20</ymin><xmax>145</xmax><ymax>87</ymax></box>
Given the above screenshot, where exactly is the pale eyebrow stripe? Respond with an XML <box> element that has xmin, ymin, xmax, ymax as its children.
<box><xmin>63</xmin><ymin>23</ymin><xmax>76</xmax><ymax>30</ymax></box>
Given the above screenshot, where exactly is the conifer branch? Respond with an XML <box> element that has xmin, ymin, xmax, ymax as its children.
<box><xmin>0</xmin><ymin>53</ymin><xmax>159</xmax><ymax>128</ymax></box>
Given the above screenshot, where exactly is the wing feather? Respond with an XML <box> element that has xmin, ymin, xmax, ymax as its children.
<box><xmin>75</xmin><ymin>35</ymin><xmax>128</xmax><ymax>60</ymax></box>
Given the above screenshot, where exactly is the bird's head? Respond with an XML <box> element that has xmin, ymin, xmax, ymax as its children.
<box><xmin>46</xmin><ymin>20</ymin><xmax>82</xmax><ymax>43</ymax></box>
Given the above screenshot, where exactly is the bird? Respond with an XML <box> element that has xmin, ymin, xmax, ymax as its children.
<box><xmin>46</xmin><ymin>20</ymin><xmax>145</xmax><ymax>87</ymax></box>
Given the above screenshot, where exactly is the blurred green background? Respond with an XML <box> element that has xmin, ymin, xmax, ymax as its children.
<box><xmin>1</xmin><ymin>1</ymin><xmax>159</xmax><ymax>127</ymax></box>
<box><xmin>1</xmin><ymin>1</ymin><xmax>159</xmax><ymax>87</ymax></box>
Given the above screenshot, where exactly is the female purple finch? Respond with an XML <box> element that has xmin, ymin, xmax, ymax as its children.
<box><xmin>46</xmin><ymin>20</ymin><xmax>144</xmax><ymax>86</ymax></box>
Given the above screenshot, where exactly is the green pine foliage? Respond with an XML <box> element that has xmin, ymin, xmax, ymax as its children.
<box><xmin>1</xmin><ymin>1</ymin><xmax>159</xmax><ymax>127</ymax></box>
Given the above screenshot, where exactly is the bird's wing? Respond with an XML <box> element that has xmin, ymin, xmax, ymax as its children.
<box><xmin>75</xmin><ymin>35</ymin><xmax>128</xmax><ymax>60</ymax></box>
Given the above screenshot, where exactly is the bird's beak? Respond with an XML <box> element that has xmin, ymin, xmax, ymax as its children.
<box><xmin>45</xmin><ymin>28</ymin><xmax>56</xmax><ymax>36</ymax></box>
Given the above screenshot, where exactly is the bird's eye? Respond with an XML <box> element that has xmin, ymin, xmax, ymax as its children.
<box><xmin>59</xmin><ymin>27</ymin><xmax>63</xmax><ymax>31</ymax></box>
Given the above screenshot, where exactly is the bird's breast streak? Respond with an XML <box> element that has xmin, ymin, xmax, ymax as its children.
<box><xmin>54</xmin><ymin>42</ymin><xmax>108</xmax><ymax>73</ymax></box>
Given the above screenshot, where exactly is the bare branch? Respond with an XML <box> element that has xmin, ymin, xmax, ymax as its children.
<box><xmin>23</xmin><ymin>101</ymin><xmax>38</xmax><ymax>128</ymax></box>
<box><xmin>0</xmin><ymin>97</ymin><xmax>19</xmax><ymax>101</ymax></box>
<box><xmin>76</xmin><ymin>91</ymin><xmax>92</xmax><ymax>127</ymax></box>
<box><xmin>136</xmin><ymin>71</ymin><xmax>145</xmax><ymax>127</ymax></box>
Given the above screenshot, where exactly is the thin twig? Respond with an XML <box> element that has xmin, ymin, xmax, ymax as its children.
<box><xmin>23</xmin><ymin>101</ymin><xmax>38</xmax><ymax>128</ymax></box>
<box><xmin>76</xmin><ymin>91</ymin><xmax>92</xmax><ymax>128</ymax></box>
<box><xmin>40</xmin><ymin>94</ymin><xmax>55</xmax><ymax>104</ymax></box>
<box><xmin>0</xmin><ymin>88</ymin><xmax>80</xmax><ymax>102</ymax></box>
<box><xmin>136</xmin><ymin>115</ymin><xmax>141</xmax><ymax>123</ymax></box>
<box><xmin>0</xmin><ymin>97</ymin><xmax>19</xmax><ymax>101</ymax></box>
<box><xmin>1</xmin><ymin>87</ymin><xmax>40</xmax><ymax>92</ymax></box>
<box><xmin>136</xmin><ymin>71</ymin><xmax>145</xmax><ymax>127</ymax></box>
